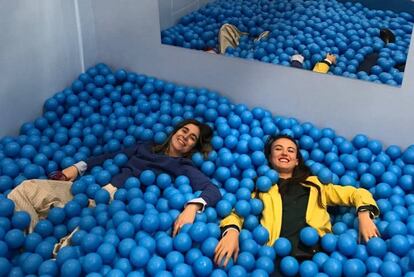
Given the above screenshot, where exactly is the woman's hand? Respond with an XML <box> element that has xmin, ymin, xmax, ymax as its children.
<box><xmin>358</xmin><ymin>211</ymin><xmax>380</xmax><ymax>243</ymax></box>
<box><xmin>172</xmin><ymin>203</ymin><xmax>201</xmax><ymax>237</ymax></box>
<box><xmin>62</xmin><ymin>166</ymin><xmax>79</xmax><ymax>181</ymax></box>
<box><xmin>214</xmin><ymin>229</ymin><xmax>239</xmax><ymax>268</ymax></box>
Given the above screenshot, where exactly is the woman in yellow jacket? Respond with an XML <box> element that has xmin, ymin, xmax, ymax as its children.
<box><xmin>214</xmin><ymin>135</ymin><xmax>380</xmax><ymax>268</ymax></box>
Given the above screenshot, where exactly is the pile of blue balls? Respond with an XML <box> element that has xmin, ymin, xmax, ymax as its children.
<box><xmin>0</xmin><ymin>63</ymin><xmax>414</xmax><ymax>276</ymax></box>
<box><xmin>161</xmin><ymin>0</ymin><xmax>413</xmax><ymax>86</ymax></box>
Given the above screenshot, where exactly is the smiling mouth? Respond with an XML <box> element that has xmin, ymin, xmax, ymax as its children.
<box><xmin>177</xmin><ymin>137</ymin><xmax>186</xmax><ymax>146</ymax></box>
<box><xmin>279</xmin><ymin>158</ymin><xmax>290</xmax><ymax>163</ymax></box>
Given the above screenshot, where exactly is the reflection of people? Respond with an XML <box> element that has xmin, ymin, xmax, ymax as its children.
<box><xmin>214</xmin><ymin>135</ymin><xmax>379</xmax><ymax>269</ymax></box>
<box><xmin>290</xmin><ymin>53</ymin><xmax>336</xmax><ymax>73</ymax></box>
<box><xmin>206</xmin><ymin>23</ymin><xmax>270</xmax><ymax>54</ymax></box>
<box><xmin>8</xmin><ymin>119</ymin><xmax>221</xmax><ymax>234</ymax></box>
<box><xmin>357</xmin><ymin>28</ymin><xmax>406</xmax><ymax>73</ymax></box>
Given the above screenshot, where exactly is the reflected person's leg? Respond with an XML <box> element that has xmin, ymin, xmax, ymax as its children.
<box><xmin>218</xmin><ymin>23</ymin><xmax>247</xmax><ymax>54</ymax></box>
<box><xmin>7</xmin><ymin>179</ymin><xmax>73</xmax><ymax>232</ymax></box>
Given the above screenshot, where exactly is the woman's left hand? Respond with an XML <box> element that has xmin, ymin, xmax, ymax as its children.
<box><xmin>358</xmin><ymin>211</ymin><xmax>380</xmax><ymax>243</ymax></box>
<box><xmin>172</xmin><ymin>203</ymin><xmax>202</xmax><ymax>237</ymax></box>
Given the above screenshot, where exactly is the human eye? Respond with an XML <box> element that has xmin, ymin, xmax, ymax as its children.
<box><xmin>288</xmin><ymin>148</ymin><xmax>296</xmax><ymax>153</ymax></box>
<box><xmin>273</xmin><ymin>146</ymin><xmax>282</xmax><ymax>151</ymax></box>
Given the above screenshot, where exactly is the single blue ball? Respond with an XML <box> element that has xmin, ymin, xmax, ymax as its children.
<box><xmin>35</xmin><ymin>240</ymin><xmax>54</xmax><ymax>260</ymax></box>
<box><xmin>140</xmin><ymin>170</ymin><xmax>156</xmax><ymax>186</ymax></box>
<box><xmin>11</xmin><ymin>211</ymin><xmax>31</xmax><ymax>230</ymax></box>
<box><xmin>235</xmin><ymin>200</ymin><xmax>251</xmax><ymax>217</ymax></box>
<box><xmin>236</xmin><ymin>251</ymin><xmax>255</xmax><ymax>271</ymax></box>
<box><xmin>337</xmin><ymin>233</ymin><xmax>357</xmax><ymax>257</ymax></box>
<box><xmin>38</xmin><ymin>259</ymin><xmax>58</xmax><ymax>276</ymax></box>
<box><xmin>252</xmin><ymin>225</ymin><xmax>269</xmax><ymax>245</ymax></box>
<box><xmin>280</xmin><ymin>256</ymin><xmax>299</xmax><ymax>276</ymax></box>
<box><xmin>173</xmin><ymin>233</ymin><xmax>192</xmax><ymax>253</ymax></box>
<box><xmin>117</xmin><ymin>221</ymin><xmax>135</xmax><ymax>239</ymax></box>
<box><xmin>0</xmin><ymin>176</ymin><xmax>14</xmax><ymax>193</ymax></box>
<box><xmin>390</xmin><ymin>234</ymin><xmax>410</xmax><ymax>257</ymax></box>
<box><xmin>4</xmin><ymin>228</ymin><xmax>25</xmax><ymax>249</ymax></box>
<box><xmin>21</xmin><ymin>253</ymin><xmax>43</xmax><ymax>274</ymax></box>
<box><xmin>81</xmin><ymin>233</ymin><xmax>103</xmax><ymax>253</ymax></box>
<box><xmin>141</xmin><ymin>213</ymin><xmax>160</xmax><ymax>234</ymax></box>
<box><xmin>173</xmin><ymin>263</ymin><xmax>193</xmax><ymax>277</ymax></box>
<box><xmin>97</xmin><ymin>242</ymin><xmax>116</xmax><ymax>264</ymax></box>
<box><xmin>189</xmin><ymin>222</ymin><xmax>209</xmax><ymax>243</ymax></box>
<box><xmin>379</xmin><ymin>261</ymin><xmax>402</xmax><ymax>277</ymax></box>
<box><xmin>300</xmin><ymin>227</ymin><xmax>319</xmax><ymax>247</ymax></box>
<box><xmin>250</xmin><ymin>198</ymin><xmax>264</xmax><ymax>216</ymax></box>
<box><xmin>274</xmin><ymin>237</ymin><xmax>292</xmax><ymax>257</ymax></box>
<box><xmin>200</xmin><ymin>237</ymin><xmax>218</xmax><ymax>258</ymax></box>
<box><xmin>147</xmin><ymin>255</ymin><xmax>166</xmax><ymax>276</ymax></box>
<box><xmin>365</xmin><ymin>256</ymin><xmax>382</xmax><ymax>273</ymax></box>
<box><xmin>192</xmin><ymin>256</ymin><xmax>213</xmax><ymax>277</ymax></box>
<box><xmin>130</xmin><ymin>246</ymin><xmax>150</xmax><ymax>268</ymax></box>
<box><xmin>299</xmin><ymin>260</ymin><xmax>319</xmax><ymax>277</ymax></box>
<box><xmin>83</xmin><ymin>253</ymin><xmax>103</xmax><ymax>274</ymax></box>
<box><xmin>321</xmin><ymin>233</ymin><xmax>337</xmax><ymax>253</ymax></box>
<box><xmin>60</xmin><ymin>258</ymin><xmax>82</xmax><ymax>277</ymax></box>
<box><xmin>256</xmin><ymin>176</ymin><xmax>272</xmax><ymax>192</ymax></box>
<box><xmin>322</xmin><ymin>258</ymin><xmax>343</xmax><ymax>277</ymax></box>
<box><xmin>385</xmin><ymin>220</ymin><xmax>407</xmax><ymax>237</ymax></box>
<box><xmin>337</xmin><ymin>257</ymin><xmax>365</xmax><ymax>276</ymax></box>
<box><xmin>228</xmin><ymin>265</ymin><xmax>246</xmax><ymax>276</ymax></box>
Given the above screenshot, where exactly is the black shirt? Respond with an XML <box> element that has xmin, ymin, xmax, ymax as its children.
<box><xmin>279</xmin><ymin>178</ymin><xmax>310</xmax><ymax>256</ymax></box>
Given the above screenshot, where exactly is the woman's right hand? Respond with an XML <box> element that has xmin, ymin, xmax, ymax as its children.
<box><xmin>62</xmin><ymin>165</ymin><xmax>79</xmax><ymax>181</ymax></box>
<box><xmin>214</xmin><ymin>229</ymin><xmax>240</xmax><ymax>268</ymax></box>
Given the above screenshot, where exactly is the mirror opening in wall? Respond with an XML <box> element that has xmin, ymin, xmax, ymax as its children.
<box><xmin>159</xmin><ymin>0</ymin><xmax>414</xmax><ymax>87</ymax></box>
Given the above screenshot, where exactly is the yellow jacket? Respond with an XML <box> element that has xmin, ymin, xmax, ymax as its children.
<box><xmin>313</xmin><ymin>60</ymin><xmax>331</xmax><ymax>73</ymax></box>
<box><xmin>220</xmin><ymin>176</ymin><xmax>379</xmax><ymax>246</ymax></box>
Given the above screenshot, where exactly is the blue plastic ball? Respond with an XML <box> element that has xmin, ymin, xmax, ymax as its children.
<box><xmin>379</xmin><ymin>261</ymin><xmax>402</xmax><ymax>277</ymax></box>
<box><xmin>274</xmin><ymin>237</ymin><xmax>292</xmax><ymax>257</ymax></box>
<box><xmin>4</xmin><ymin>228</ymin><xmax>25</xmax><ymax>249</ymax></box>
<box><xmin>61</xmin><ymin>258</ymin><xmax>82</xmax><ymax>277</ymax></box>
<box><xmin>323</xmin><ymin>258</ymin><xmax>343</xmax><ymax>277</ymax></box>
<box><xmin>130</xmin><ymin>246</ymin><xmax>150</xmax><ymax>268</ymax></box>
<box><xmin>173</xmin><ymin>232</ymin><xmax>192</xmax><ymax>253</ymax></box>
<box><xmin>83</xmin><ymin>253</ymin><xmax>103</xmax><ymax>273</ymax></box>
<box><xmin>300</xmin><ymin>227</ymin><xmax>319</xmax><ymax>247</ymax></box>
<box><xmin>299</xmin><ymin>260</ymin><xmax>319</xmax><ymax>277</ymax></box>
<box><xmin>193</xmin><ymin>256</ymin><xmax>213</xmax><ymax>277</ymax></box>
<box><xmin>280</xmin><ymin>256</ymin><xmax>299</xmax><ymax>276</ymax></box>
<box><xmin>147</xmin><ymin>255</ymin><xmax>166</xmax><ymax>276</ymax></box>
<box><xmin>11</xmin><ymin>211</ymin><xmax>31</xmax><ymax>230</ymax></box>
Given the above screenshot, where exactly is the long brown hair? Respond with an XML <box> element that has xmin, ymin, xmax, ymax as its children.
<box><xmin>153</xmin><ymin>119</ymin><xmax>213</xmax><ymax>158</ymax></box>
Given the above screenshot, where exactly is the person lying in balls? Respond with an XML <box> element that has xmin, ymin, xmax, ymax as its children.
<box><xmin>214</xmin><ymin>134</ymin><xmax>379</xmax><ymax>268</ymax></box>
<box><xmin>8</xmin><ymin>118</ymin><xmax>221</xmax><ymax>235</ymax></box>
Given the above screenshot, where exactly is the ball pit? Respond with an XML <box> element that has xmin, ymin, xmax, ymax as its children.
<box><xmin>161</xmin><ymin>0</ymin><xmax>413</xmax><ymax>86</ymax></box>
<box><xmin>0</xmin><ymin>63</ymin><xmax>414</xmax><ymax>276</ymax></box>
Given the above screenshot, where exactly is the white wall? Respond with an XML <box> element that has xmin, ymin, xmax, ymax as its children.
<box><xmin>0</xmin><ymin>0</ymin><xmax>83</xmax><ymax>137</ymax></box>
<box><xmin>158</xmin><ymin>0</ymin><xmax>214</xmax><ymax>30</ymax></box>
<box><xmin>84</xmin><ymin>0</ymin><xmax>414</xmax><ymax>149</ymax></box>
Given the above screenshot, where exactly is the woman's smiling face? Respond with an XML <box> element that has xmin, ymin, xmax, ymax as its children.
<box><xmin>269</xmin><ymin>137</ymin><xmax>299</xmax><ymax>178</ymax></box>
<box><xmin>167</xmin><ymin>123</ymin><xmax>200</xmax><ymax>157</ymax></box>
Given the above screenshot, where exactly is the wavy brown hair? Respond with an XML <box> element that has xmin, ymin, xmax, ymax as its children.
<box><xmin>153</xmin><ymin>119</ymin><xmax>213</xmax><ymax>158</ymax></box>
